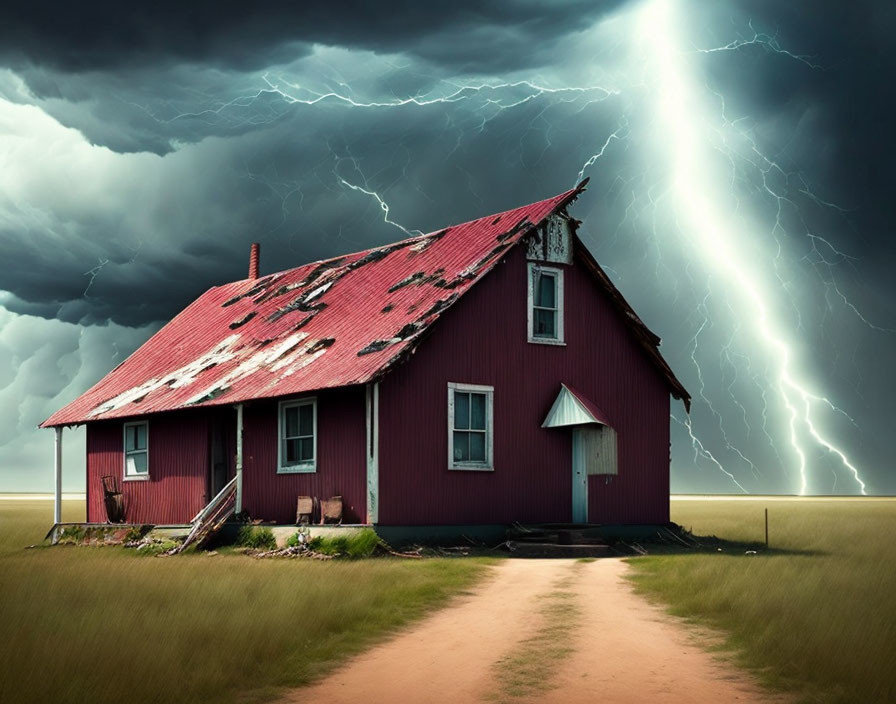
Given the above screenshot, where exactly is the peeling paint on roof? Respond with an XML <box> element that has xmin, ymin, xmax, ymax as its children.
<box><xmin>43</xmin><ymin>186</ymin><xmax>593</xmax><ymax>426</ymax></box>
<box><xmin>43</xmin><ymin>182</ymin><xmax>690</xmax><ymax>427</ymax></box>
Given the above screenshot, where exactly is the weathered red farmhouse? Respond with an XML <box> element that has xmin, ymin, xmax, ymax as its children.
<box><xmin>42</xmin><ymin>182</ymin><xmax>689</xmax><ymax>531</ymax></box>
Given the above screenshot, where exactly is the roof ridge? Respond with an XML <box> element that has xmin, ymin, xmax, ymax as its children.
<box><xmin>227</xmin><ymin>183</ymin><xmax>587</xmax><ymax>287</ymax></box>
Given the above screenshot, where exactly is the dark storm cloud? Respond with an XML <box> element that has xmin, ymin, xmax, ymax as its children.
<box><xmin>0</xmin><ymin>0</ymin><xmax>631</xmax><ymax>155</ymax></box>
<box><xmin>693</xmin><ymin>0</ymin><xmax>896</xmax><ymax>261</ymax></box>
<box><xmin>0</xmin><ymin>86</ymin><xmax>616</xmax><ymax>327</ymax></box>
<box><xmin>0</xmin><ymin>1</ymin><xmax>628</xmax><ymax>73</ymax></box>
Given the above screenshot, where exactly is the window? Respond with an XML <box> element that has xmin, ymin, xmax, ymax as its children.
<box><xmin>278</xmin><ymin>398</ymin><xmax>316</xmax><ymax>472</ymax></box>
<box><xmin>527</xmin><ymin>263</ymin><xmax>564</xmax><ymax>344</ymax></box>
<box><xmin>448</xmin><ymin>383</ymin><xmax>494</xmax><ymax>470</ymax></box>
<box><xmin>123</xmin><ymin>421</ymin><xmax>149</xmax><ymax>480</ymax></box>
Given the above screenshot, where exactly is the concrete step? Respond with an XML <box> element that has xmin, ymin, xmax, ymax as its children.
<box><xmin>504</xmin><ymin>541</ymin><xmax>612</xmax><ymax>558</ymax></box>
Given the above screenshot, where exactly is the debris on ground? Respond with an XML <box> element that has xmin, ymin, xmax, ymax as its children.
<box><xmin>124</xmin><ymin>535</ymin><xmax>183</xmax><ymax>555</ymax></box>
<box><xmin>251</xmin><ymin>545</ymin><xmax>335</xmax><ymax>560</ymax></box>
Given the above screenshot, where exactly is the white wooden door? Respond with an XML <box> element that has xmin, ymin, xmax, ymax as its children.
<box><xmin>571</xmin><ymin>426</ymin><xmax>618</xmax><ymax>523</ymax></box>
<box><xmin>571</xmin><ymin>428</ymin><xmax>589</xmax><ymax>523</ymax></box>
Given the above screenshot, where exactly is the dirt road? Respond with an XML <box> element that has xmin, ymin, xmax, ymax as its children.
<box><xmin>276</xmin><ymin>558</ymin><xmax>781</xmax><ymax>704</ymax></box>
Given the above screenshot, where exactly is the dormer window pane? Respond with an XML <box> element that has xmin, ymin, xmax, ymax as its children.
<box><xmin>531</xmin><ymin>267</ymin><xmax>561</xmax><ymax>341</ymax></box>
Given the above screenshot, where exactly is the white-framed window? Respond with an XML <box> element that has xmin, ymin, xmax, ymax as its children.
<box><xmin>527</xmin><ymin>263</ymin><xmax>564</xmax><ymax>344</ymax></box>
<box><xmin>123</xmin><ymin>421</ymin><xmax>149</xmax><ymax>481</ymax></box>
<box><xmin>278</xmin><ymin>398</ymin><xmax>317</xmax><ymax>473</ymax></box>
<box><xmin>448</xmin><ymin>383</ymin><xmax>494</xmax><ymax>471</ymax></box>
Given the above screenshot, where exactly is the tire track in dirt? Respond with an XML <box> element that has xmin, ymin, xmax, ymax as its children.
<box><xmin>275</xmin><ymin>560</ymin><xmax>563</xmax><ymax>704</ymax></box>
<box><xmin>538</xmin><ymin>559</ymin><xmax>786</xmax><ymax>704</ymax></box>
<box><xmin>275</xmin><ymin>559</ymin><xmax>784</xmax><ymax>704</ymax></box>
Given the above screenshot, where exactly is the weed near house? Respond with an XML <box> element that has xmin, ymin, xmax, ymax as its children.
<box><xmin>236</xmin><ymin>524</ymin><xmax>277</xmax><ymax>550</ymax></box>
<box><xmin>307</xmin><ymin>528</ymin><xmax>383</xmax><ymax>558</ymax></box>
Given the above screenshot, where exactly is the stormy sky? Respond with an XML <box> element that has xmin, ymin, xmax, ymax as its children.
<box><xmin>1</xmin><ymin>0</ymin><xmax>893</xmax><ymax>494</ymax></box>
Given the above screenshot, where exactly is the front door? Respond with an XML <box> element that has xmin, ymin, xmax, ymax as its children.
<box><xmin>571</xmin><ymin>425</ymin><xmax>618</xmax><ymax>524</ymax></box>
<box><xmin>208</xmin><ymin>410</ymin><xmax>235</xmax><ymax>502</ymax></box>
<box><xmin>571</xmin><ymin>428</ymin><xmax>589</xmax><ymax>523</ymax></box>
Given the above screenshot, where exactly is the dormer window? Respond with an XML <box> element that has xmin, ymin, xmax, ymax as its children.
<box><xmin>528</xmin><ymin>263</ymin><xmax>564</xmax><ymax>344</ymax></box>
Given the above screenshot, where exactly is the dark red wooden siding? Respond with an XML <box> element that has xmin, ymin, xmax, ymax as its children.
<box><xmin>377</xmin><ymin>243</ymin><xmax>671</xmax><ymax>526</ymax></box>
<box><xmin>241</xmin><ymin>386</ymin><xmax>367</xmax><ymax>524</ymax></box>
<box><xmin>86</xmin><ymin>388</ymin><xmax>367</xmax><ymax>525</ymax></box>
<box><xmin>86</xmin><ymin>410</ymin><xmax>210</xmax><ymax>524</ymax></box>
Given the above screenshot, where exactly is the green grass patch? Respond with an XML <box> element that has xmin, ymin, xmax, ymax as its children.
<box><xmin>236</xmin><ymin>524</ymin><xmax>277</xmax><ymax>550</ymax></box>
<box><xmin>308</xmin><ymin>528</ymin><xmax>383</xmax><ymax>558</ymax></box>
<box><xmin>0</xmin><ymin>500</ymin><xmax>488</xmax><ymax>704</ymax></box>
<box><xmin>627</xmin><ymin>499</ymin><xmax>896</xmax><ymax>703</ymax></box>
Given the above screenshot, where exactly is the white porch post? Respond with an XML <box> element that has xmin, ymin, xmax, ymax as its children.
<box><xmin>365</xmin><ymin>382</ymin><xmax>379</xmax><ymax>525</ymax></box>
<box><xmin>53</xmin><ymin>426</ymin><xmax>63</xmax><ymax>524</ymax></box>
<box><xmin>235</xmin><ymin>403</ymin><xmax>244</xmax><ymax>514</ymax></box>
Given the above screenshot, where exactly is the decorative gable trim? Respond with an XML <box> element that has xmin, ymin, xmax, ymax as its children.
<box><xmin>526</xmin><ymin>213</ymin><xmax>574</xmax><ymax>264</ymax></box>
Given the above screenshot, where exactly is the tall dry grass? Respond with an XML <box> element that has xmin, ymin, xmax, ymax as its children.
<box><xmin>0</xmin><ymin>500</ymin><xmax>486</xmax><ymax>704</ymax></box>
<box><xmin>628</xmin><ymin>499</ymin><xmax>896</xmax><ymax>703</ymax></box>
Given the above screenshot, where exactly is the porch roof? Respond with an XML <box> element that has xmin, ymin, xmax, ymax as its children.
<box><xmin>542</xmin><ymin>384</ymin><xmax>614</xmax><ymax>429</ymax></box>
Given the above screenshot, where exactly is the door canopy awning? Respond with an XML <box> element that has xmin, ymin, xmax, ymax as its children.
<box><xmin>542</xmin><ymin>384</ymin><xmax>613</xmax><ymax>429</ymax></box>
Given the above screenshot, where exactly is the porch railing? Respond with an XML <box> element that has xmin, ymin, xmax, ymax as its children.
<box><xmin>175</xmin><ymin>476</ymin><xmax>238</xmax><ymax>553</ymax></box>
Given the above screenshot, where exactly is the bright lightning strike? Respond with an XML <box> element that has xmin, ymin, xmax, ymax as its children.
<box><xmin>639</xmin><ymin>0</ymin><xmax>867</xmax><ymax>495</ymax></box>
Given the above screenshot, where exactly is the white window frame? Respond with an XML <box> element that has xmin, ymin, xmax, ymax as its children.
<box><xmin>447</xmin><ymin>382</ymin><xmax>494</xmax><ymax>471</ymax></box>
<box><xmin>527</xmin><ymin>263</ymin><xmax>565</xmax><ymax>345</ymax></box>
<box><xmin>122</xmin><ymin>420</ymin><xmax>149</xmax><ymax>481</ymax></box>
<box><xmin>277</xmin><ymin>397</ymin><xmax>317</xmax><ymax>473</ymax></box>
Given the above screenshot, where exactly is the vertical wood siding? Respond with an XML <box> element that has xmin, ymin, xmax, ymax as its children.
<box><xmin>241</xmin><ymin>386</ymin><xmax>367</xmax><ymax>524</ymax></box>
<box><xmin>377</xmin><ymin>243</ymin><xmax>671</xmax><ymax>526</ymax></box>
<box><xmin>86</xmin><ymin>388</ymin><xmax>366</xmax><ymax>525</ymax></box>
<box><xmin>86</xmin><ymin>411</ymin><xmax>210</xmax><ymax>524</ymax></box>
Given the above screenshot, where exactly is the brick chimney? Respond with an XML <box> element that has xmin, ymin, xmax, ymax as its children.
<box><xmin>248</xmin><ymin>243</ymin><xmax>260</xmax><ymax>280</ymax></box>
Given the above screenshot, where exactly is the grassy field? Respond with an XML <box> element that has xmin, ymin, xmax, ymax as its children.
<box><xmin>628</xmin><ymin>498</ymin><xmax>896</xmax><ymax>704</ymax></box>
<box><xmin>0</xmin><ymin>499</ymin><xmax>488</xmax><ymax>704</ymax></box>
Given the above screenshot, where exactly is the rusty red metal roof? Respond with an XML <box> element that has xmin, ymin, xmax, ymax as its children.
<box><xmin>42</xmin><ymin>186</ymin><xmax>579</xmax><ymax>426</ymax></box>
<box><xmin>42</xmin><ymin>182</ymin><xmax>689</xmax><ymax>427</ymax></box>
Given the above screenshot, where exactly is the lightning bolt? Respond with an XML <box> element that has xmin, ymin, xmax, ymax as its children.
<box><xmin>672</xmin><ymin>413</ymin><xmax>748</xmax><ymax>493</ymax></box>
<box><xmin>576</xmin><ymin>121</ymin><xmax>628</xmax><ymax>185</ymax></box>
<box><xmin>337</xmin><ymin>175</ymin><xmax>423</xmax><ymax>238</ymax></box>
<box><xmin>83</xmin><ymin>258</ymin><xmax>109</xmax><ymax>298</ymax></box>
<box><xmin>332</xmin><ymin>151</ymin><xmax>423</xmax><ymax>238</ymax></box>
<box><xmin>149</xmin><ymin>75</ymin><xmax>619</xmax><ymax>130</ymax></box>
<box><xmin>693</xmin><ymin>19</ymin><xmax>822</xmax><ymax>69</ymax></box>
<box><xmin>638</xmin><ymin>0</ymin><xmax>868</xmax><ymax>495</ymax></box>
